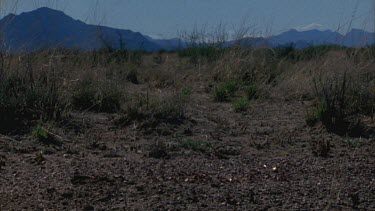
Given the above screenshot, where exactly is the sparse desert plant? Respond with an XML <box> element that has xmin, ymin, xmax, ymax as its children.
<box><xmin>313</xmin><ymin>73</ymin><xmax>352</xmax><ymax>124</ymax></box>
<box><xmin>275</xmin><ymin>45</ymin><xmax>346</xmax><ymax>62</ymax></box>
<box><xmin>0</xmin><ymin>155</ymin><xmax>5</xmax><ymax>170</ymax></box>
<box><xmin>145</xmin><ymin>68</ymin><xmax>175</xmax><ymax>88</ymax></box>
<box><xmin>126</xmin><ymin>69</ymin><xmax>139</xmax><ymax>84</ymax></box>
<box><xmin>149</xmin><ymin>140</ymin><xmax>170</xmax><ymax>159</ymax></box>
<box><xmin>344</xmin><ymin>138</ymin><xmax>362</xmax><ymax>148</ymax></box>
<box><xmin>312</xmin><ymin>138</ymin><xmax>331</xmax><ymax>157</ymax></box>
<box><xmin>214</xmin><ymin>85</ymin><xmax>229</xmax><ymax>102</ymax></box>
<box><xmin>310</xmin><ymin>71</ymin><xmax>375</xmax><ymax>136</ymax></box>
<box><xmin>177</xmin><ymin>139</ymin><xmax>212</xmax><ymax>153</ymax></box>
<box><xmin>153</xmin><ymin>52</ymin><xmax>165</xmax><ymax>64</ymax></box>
<box><xmin>233</xmin><ymin>97</ymin><xmax>250</xmax><ymax>112</ymax></box>
<box><xmin>223</xmin><ymin>80</ymin><xmax>238</xmax><ymax>94</ymax></box>
<box><xmin>32</xmin><ymin>124</ymin><xmax>49</xmax><ymax>142</ymax></box>
<box><xmin>214</xmin><ymin>80</ymin><xmax>238</xmax><ymax>102</ymax></box>
<box><xmin>181</xmin><ymin>86</ymin><xmax>192</xmax><ymax>97</ymax></box>
<box><xmin>93</xmin><ymin>47</ymin><xmax>144</xmax><ymax>66</ymax></box>
<box><xmin>72</xmin><ymin>79</ymin><xmax>123</xmax><ymax>113</ymax></box>
<box><xmin>71</xmin><ymin>79</ymin><xmax>97</xmax><ymax>110</ymax></box>
<box><xmin>115</xmin><ymin>93</ymin><xmax>150</xmax><ymax>126</ymax></box>
<box><xmin>116</xmin><ymin>89</ymin><xmax>189</xmax><ymax>126</ymax></box>
<box><xmin>178</xmin><ymin>46</ymin><xmax>226</xmax><ymax>64</ymax></box>
<box><xmin>0</xmin><ymin>69</ymin><xmax>68</xmax><ymax>133</ymax></box>
<box><xmin>245</xmin><ymin>84</ymin><xmax>258</xmax><ymax>100</ymax></box>
<box><xmin>305</xmin><ymin>100</ymin><xmax>328</xmax><ymax>126</ymax></box>
<box><xmin>153</xmin><ymin>92</ymin><xmax>188</xmax><ymax>121</ymax></box>
<box><xmin>34</xmin><ymin>151</ymin><xmax>46</xmax><ymax>165</ymax></box>
<box><xmin>129</xmin><ymin>50</ymin><xmax>144</xmax><ymax>66</ymax></box>
<box><xmin>31</xmin><ymin>123</ymin><xmax>62</xmax><ymax>145</ymax></box>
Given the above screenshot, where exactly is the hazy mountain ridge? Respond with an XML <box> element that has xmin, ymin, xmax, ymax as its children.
<box><xmin>0</xmin><ymin>7</ymin><xmax>374</xmax><ymax>52</ymax></box>
<box><xmin>270</xmin><ymin>28</ymin><xmax>375</xmax><ymax>48</ymax></box>
<box><xmin>0</xmin><ymin>7</ymin><xmax>161</xmax><ymax>52</ymax></box>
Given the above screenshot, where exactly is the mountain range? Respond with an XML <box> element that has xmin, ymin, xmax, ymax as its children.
<box><xmin>0</xmin><ymin>7</ymin><xmax>374</xmax><ymax>52</ymax></box>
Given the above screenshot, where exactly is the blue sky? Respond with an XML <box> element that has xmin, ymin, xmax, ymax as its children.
<box><xmin>3</xmin><ymin>0</ymin><xmax>375</xmax><ymax>38</ymax></box>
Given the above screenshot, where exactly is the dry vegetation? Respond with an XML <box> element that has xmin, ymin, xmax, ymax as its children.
<box><xmin>0</xmin><ymin>44</ymin><xmax>374</xmax><ymax>209</ymax></box>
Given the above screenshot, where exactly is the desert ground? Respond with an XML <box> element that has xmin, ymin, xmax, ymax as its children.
<box><xmin>0</xmin><ymin>48</ymin><xmax>374</xmax><ymax>210</ymax></box>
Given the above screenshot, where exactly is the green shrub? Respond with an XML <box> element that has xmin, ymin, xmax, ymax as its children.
<box><xmin>214</xmin><ymin>86</ymin><xmax>229</xmax><ymax>102</ymax></box>
<box><xmin>224</xmin><ymin>81</ymin><xmax>238</xmax><ymax>94</ymax></box>
<box><xmin>245</xmin><ymin>84</ymin><xmax>258</xmax><ymax>100</ymax></box>
<box><xmin>214</xmin><ymin>81</ymin><xmax>238</xmax><ymax>102</ymax></box>
<box><xmin>344</xmin><ymin>138</ymin><xmax>362</xmax><ymax>148</ymax></box>
<box><xmin>32</xmin><ymin>124</ymin><xmax>49</xmax><ymax>142</ymax></box>
<box><xmin>233</xmin><ymin>97</ymin><xmax>250</xmax><ymax>112</ymax></box>
<box><xmin>181</xmin><ymin>86</ymin><xmax>192</xmax><ymax>97</ymax></box>
<box><xmin>305</xmin><ymin>100</ymin><xmax>328</xmax><ymax>126</ymax></box>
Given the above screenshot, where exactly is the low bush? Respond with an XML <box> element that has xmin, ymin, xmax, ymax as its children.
<box><xmin>245</xmin><ymin>84</ymin><xmax>258</xmax><ymax>100</ymax></box>
<box><xmin>178</xmin><ymin>46</ymin><xmax>226</xmax><ymax>64</ymax></box>
<box><xmin>32</xmin><ymin>124</ymin><xmax>50</xmax><ymax>142</ymax></box>
<box><xmin>214</xmin><ymin>80</ymin><xmax>238</xmax><ymax>102</ymax></box>
<box><xmin>177</xmin><ymin>139</ymin><xmax>212</xmax><ymax>153</ymax></box>
<box><xmin>116</xmin><ymin>90</ymin><xmax>189</xmax><ymax>126</ymax></box>
<box><xmin>0</xmin><ymin>73</ymin><xmax>68</xmax><ymax>133</ymax></box>
<box><xmin>72</xmin><ymin>79</ymin><xmax>122</xmax><ymax>113</ymax></box>
<box><xmin>153</xmin><ymin>93</ymin><xmax>187</xmax><ymax>121</ymax></box>
<box><xmin>305</xmin><ymin>100</ymin><xmax>328</xmax><ymax>126</ymax></box>
<box><xmin>308</xmin><ymin>71</ymin><xmax>375</xmax><ymax>136</ymax></box>
<box><xmin>275</xmin><ymin>45</ymin><xmax>346</xmax><ymax>62</ymax></box>
<box><xmin>233</xmin><ymin>97</ymin><xmax>250</xmax><ymax>112</ymax></box>
<box><xmin>181</xmin><ymin>86</ymin><xmax>192</xmax><ymax>97</ymax></box>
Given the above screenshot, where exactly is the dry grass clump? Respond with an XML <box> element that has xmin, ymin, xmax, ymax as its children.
<box><xmin>299</xmin><ymin>51</ymin><xmax>375</xmax><ymax>136</ymax></box>
<box><xmin>176</xmin><ymin>138</ymin><xmax>213</xmax><ymax>154</ymax></box>
<box><xmin>0</xmin><ymin>49</ymin><xmax>148</xmax><ymax>134</ymax></box>
<box><xmin>71</xmin><ymin>78</ymin><xmax>123</xmax><ymax>113</ymax></box>
<box><xmin>312</xmin><ymin>138</ymin><xmax>331</xmax><ymax>157</ymax></box>
<box><xmin>276</xmin><ymin>50</ymin><xmax>375</xmax><ymax>100</ymax></box>
<box><xmin>1</xmin><ymin>38</ymin><xmax>374</xmax><ymax>140</ymax></box>
<box><xmin>116</xmin><ymin>88</ymin><xmax>190</xmax><ymax>127</ymax></box>
<box><xmin>183</xmin><ymin>42</ymin><xmax>375</xmax><ymax>137</ymax></box>
<box><xmin>205</xmin><ymin>47</ymin><xmax>286</xmax><ymax>102</ymax></box>
<box><xmin>233</xmin><ymin>97</ymin><xmax>250</xmax><ymax>112</ymax></box>
<box><xmin>0</xmin><ymin>55</ymin><xmax>69</xmax><ymax>133</ymax></box>
<box><xmin>213</xmin><ymin>80</ymin><xmax>238</xmax><ymax>102</ymax></box>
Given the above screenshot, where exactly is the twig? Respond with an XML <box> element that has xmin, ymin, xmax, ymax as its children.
<box><xmin>0</xmin><ymin>134</ymin><xmax>17</xmax><ymax>142</ymax></box>
<box><xmin>41</xmin><ymin>127</ymin><xmax>71</xmax><ymax>143</ymax></box>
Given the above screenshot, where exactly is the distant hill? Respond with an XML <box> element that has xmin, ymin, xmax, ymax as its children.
<box><xmin>269</xmin><ymin>29</ymin><xmax>375</xmax><ymax>48</ymax></box>
<box><xmin>0</xmin><ymin>7</ymin><xmax>374</xmax><ymax>52</ymax></box>
<box><xmin>0</xmin><ymin>7</ymin><xmax>161</xmax><ymax>52</ymax></box>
